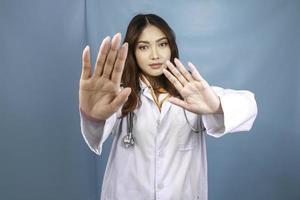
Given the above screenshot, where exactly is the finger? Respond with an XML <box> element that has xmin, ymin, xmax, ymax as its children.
<box><xmin>187</xmin><ymin>62</ymin><xmax>205</xmax><ymax>82</ymax></box>
<box><xmin>102</xmin><ymin>33</ymin><xmax>121</xmax><ymax>79</ymax></box>
<box><xmin>111</xmin><ymin>43</ymin><xmax>128</xmax><ymax>86</ymax></box>
<box><xmin>168</xmin><ymin>96</ymin><xmax>190</xmax><ymax>110</ymax></box>
<box><xmin>81</xmin><ymin>45</ymin><xmax>91</xmax><ymax>80</ymax></box>
<box><xmin>163</xmin><ymin>68</ymin><xmax>183</xmax><ymax>93</ymax></box>
<box><xmin>174</xmin><ymin>58</ymin><xmax>193</xmax><ymax>82</ymax></box>
<box><xmin>111</xmin><ymin>87</ymin><xmax>131</xmax><ymax>110</ymax></box>
<box><xmin>93</xmin><ymin>36</ymin><xmax>111</xmax><ymax>78</ymax></box>
<box><xmin>165</xmin><ymin>60</ymin><xmax>188</xmax><ymax>86</ymax></box>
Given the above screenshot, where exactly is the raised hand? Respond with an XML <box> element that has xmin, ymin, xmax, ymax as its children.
<box><xmin>79</xmin><ymin>33</ymin><xmax>131</xmax><ymax>121</ymax></box>
<box><xmin>163</xmin><ymin>58</ymin><xmax>223</xmax><ymax>115</ymax></box>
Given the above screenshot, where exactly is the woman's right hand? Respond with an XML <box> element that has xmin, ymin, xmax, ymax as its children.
<box><xmin>79</xmin><ymin>33</ymin><xmax>131</xmax><ymax>121</ymax></box>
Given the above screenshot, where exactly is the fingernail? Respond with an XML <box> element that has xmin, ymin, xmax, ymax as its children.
<box><xmin>112</xmin><ymin>33</ymin><xmax>122</xmax><ymax>50</ymax></box>
<box><xmin>188</xmin><ymin>62</ymin><xmax>195</xmax><ymax>68</ymax></box>
<box><xmin>115</xmin><ymin>32</ymin><xmax>121</xmax><ymax>39</ymax></box>
<box><xmin>101</xmin><ymin>37</ymin><xmax>110</xmax><ymax>51</ymax></box>
<box><xmin>104</xmin><ymin>36</ymin><xmax>111</xmax><ymax>42</ymax></box>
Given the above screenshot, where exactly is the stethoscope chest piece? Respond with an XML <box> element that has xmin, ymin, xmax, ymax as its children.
<box><xmin>122</xmin><ymin>109</ymin><xmax>206</xmax><ymax>149</ymax></box>
<box><xmin>123</xmin><ymin>111</ymin><xmax>135</xmax><ymax>148</ymax></box>
<box><xmin>123</xmin><ymin>132</ymin><xmax>135</xmax><ymax>148</ymax></box>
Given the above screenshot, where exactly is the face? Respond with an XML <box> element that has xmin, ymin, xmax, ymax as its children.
<box><xmin>135</xmin><ymin>25</ymin><xmax>171</xmax><ymax>77</ymax></box>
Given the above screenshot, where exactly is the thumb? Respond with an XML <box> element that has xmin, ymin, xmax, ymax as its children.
<box><xmin>111</xmin><ymin>87</ymin><xmax>131</xmax><ymax>109</ymax></box>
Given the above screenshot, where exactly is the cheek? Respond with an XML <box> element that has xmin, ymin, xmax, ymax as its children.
<box><xmin>164</xmin><ymin>50</ymin><xmax>171</xmax><ymax>60</ymax></box>
<box><xmin>135</xmin><ymin>52</ymin><xmax>147</xmax><ymax>66</ymax></box>
<box><xmin>163</xmin><ymin>47</ymin><xmax>171</xmax><ymax>60</ymax></box>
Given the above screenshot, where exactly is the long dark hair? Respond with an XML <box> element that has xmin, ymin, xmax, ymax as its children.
<box><xmin>121</xmin><ymin>14</ymin><xmax>181</xmax><ymax>117</ymax></box>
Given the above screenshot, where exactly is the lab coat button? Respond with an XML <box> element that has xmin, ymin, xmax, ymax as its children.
<box><xmin>157</xmin><ymin>183</ymin><xmax>164</xmax><ymax>190</ymax></box>
<box><xmin>156</xmin><ymin>119</ymin><xmax>160</xmax><ymax>126</ymax></box>
<box><xmin>159</xmin><ymin>151</ymin><xmax>164</xmax><ymax>157</ymax></box>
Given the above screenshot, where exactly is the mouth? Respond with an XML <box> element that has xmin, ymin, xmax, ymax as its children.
<box><xmin>149</xmin><ymin>63</ymin><xmax>163</xmax><ymax>69</ymax></box>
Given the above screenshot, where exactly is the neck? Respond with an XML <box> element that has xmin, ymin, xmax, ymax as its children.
<box><xmin>142</xmin><ymin>74</ymin><xmax>165</xmax><ymax>91</ymax></box>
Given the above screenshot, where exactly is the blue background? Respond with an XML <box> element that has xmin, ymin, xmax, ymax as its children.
<box><xmin>0</xmin><ymin>0</ymin><xmax>299</xmax><ymax>199</ymax></box>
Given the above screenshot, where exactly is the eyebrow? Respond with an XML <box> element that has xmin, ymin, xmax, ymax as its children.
<box><xmin>137</xmin><ymin>37</ymin><xmax>168</xmax><ymax>44</ymax></box>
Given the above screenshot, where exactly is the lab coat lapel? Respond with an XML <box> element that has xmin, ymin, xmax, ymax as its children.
<box><xmin>139</xmin><ymin>78</ymin><xmax>172</xmax><ymax>119</ymax></box>
<box><xmin>159</xmin><ymin>96</ymin><xmax>172</xmax><ymax>121</ymax></box>
<box><xmin>139</xmin><ymin>79</ymin><xmax>154</xmax><ymax>102</ymax></box>
<box><xmin>139</xmin><ymin>79</ymin><xmax>154</xmax><ymax>101</ymax></box>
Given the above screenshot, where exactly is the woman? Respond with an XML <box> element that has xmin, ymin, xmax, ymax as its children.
<box><xmin>79</xmin><ymin>14</ymin><xmax>257</xmax><ymax>200</ymax></box>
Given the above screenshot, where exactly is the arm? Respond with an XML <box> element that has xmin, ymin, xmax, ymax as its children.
<box><xmin>202</xmin><ymin>86</ymin><xmax>257</xmax><ymax>137</ymax></box>
<box><xmin>78</xmin><ymin>33</ymin><xmax>131</xmax><ymax>155</ymax></box>
<box><xmin>79</xmin><ymin>108</ymin><xmax>118</xmax><ymax>155</ymax></box>
<box><xmin>162</xmin><ymin>58</ymin><xmax>257</xmax><ymax>137</ymax></box>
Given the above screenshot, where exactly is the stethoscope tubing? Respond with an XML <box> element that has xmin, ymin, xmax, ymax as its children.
<box><xmin>123</xmin><ymin>109</ymin><xmax>206</xmax><ymax>148</ymax></box>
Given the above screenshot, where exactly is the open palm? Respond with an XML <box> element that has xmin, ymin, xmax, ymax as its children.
<box><xmin>163</xmin><ymin>58</ymin><xmax>223</xmax><ymax>115</ymax></box>
<box><xmin>79</xmin><ymin>33</ymin><xmax>131</xmax><ymax>121</ymax></box>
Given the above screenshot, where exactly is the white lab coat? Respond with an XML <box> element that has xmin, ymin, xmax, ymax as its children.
<box><xmin>80</xmin><ymin>79</ymin><xmax>257</xmax><ymax>200</ymax></box>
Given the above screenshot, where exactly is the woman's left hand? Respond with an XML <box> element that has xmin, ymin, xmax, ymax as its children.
<box><xmin>163</xmin><ymin>58</ymin><xmax>223</xmax><ymax>115</ymax></box>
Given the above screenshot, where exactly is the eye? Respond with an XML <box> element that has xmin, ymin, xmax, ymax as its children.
<box><xmin>138</xmin><ymin>45</ymin><xmax>148</xmax><ymax>51</ymax></box>
<box><xmin>159</xmin><ymin>42</ymin><xmax>169</xmax><ymax>47</ymax></box>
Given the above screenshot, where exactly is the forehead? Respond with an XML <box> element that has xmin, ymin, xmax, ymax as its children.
<box><xmin>137</xmin><ymin>25</ymin><xmax>166</xmax><ymax>41</ymax></box>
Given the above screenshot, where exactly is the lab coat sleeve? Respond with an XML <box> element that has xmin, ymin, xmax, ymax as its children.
<box><xmin>202</xmin><ymin>86</ymin><xmax>258</xmax><ymax>138</ymax></box>
<box><xmin>79</xmin><ymin>107</ymin><xmax>121</xmax><ymax>155</ymax></box>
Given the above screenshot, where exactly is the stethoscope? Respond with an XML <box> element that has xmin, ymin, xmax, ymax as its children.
<box><xmin>123</xmin><ymin>108</ymin><xmax>206</xmax><ymax>148</ymax></box>
<box><xmin>123</xmin><ymin>111</ymin><xmax>135</xmax><ymax>148</ymax></box>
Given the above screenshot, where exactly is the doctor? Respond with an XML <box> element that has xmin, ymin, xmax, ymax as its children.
<box><xmin>79</xmin><ymin>14</ymin><xmax>257</xmax><ymax>200</ymax></box>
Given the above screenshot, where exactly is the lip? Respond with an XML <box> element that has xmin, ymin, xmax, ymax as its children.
<box><xmin>149</xmin><ymin>63</ymin><xmax>163</xmax><ymax>69</ymax></box>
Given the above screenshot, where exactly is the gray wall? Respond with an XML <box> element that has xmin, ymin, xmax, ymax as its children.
<box><xmin>0</xmin><ymin>0</ymin><xmax>299</xmax><ymax>199</ymax></box>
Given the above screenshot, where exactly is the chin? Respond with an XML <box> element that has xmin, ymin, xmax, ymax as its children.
<box><xmin>141</xmin><ymin>68</ymin><xmax>164</xmax><ymax>77</ymax></box>
<box><xmin>148</xmin><ymin>71</ymin><xmax>164</xmax><ymax>77</ymax></box>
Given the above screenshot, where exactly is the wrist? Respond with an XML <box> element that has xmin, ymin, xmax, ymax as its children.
<box><xmin>214</xmin><ymin>97</ymin><xmax>223</xmax><ymax>114</ymax></box>
<box><xmin>79</xmin><ymin>107</ymin><xmax>105</xmax><ymax>123</ymax></box>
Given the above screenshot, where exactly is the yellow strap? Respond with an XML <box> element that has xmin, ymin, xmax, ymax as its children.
<box><xmin>140</xmin><ymin>75</ymin><xmax>170</xmax><ymax>111</ymax></box>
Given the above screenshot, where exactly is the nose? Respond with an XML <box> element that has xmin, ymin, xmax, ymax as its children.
<box><xmin>150</xmin><ymin>46</ymin><xmax>159</xmax><ymax>60</ymax></box>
